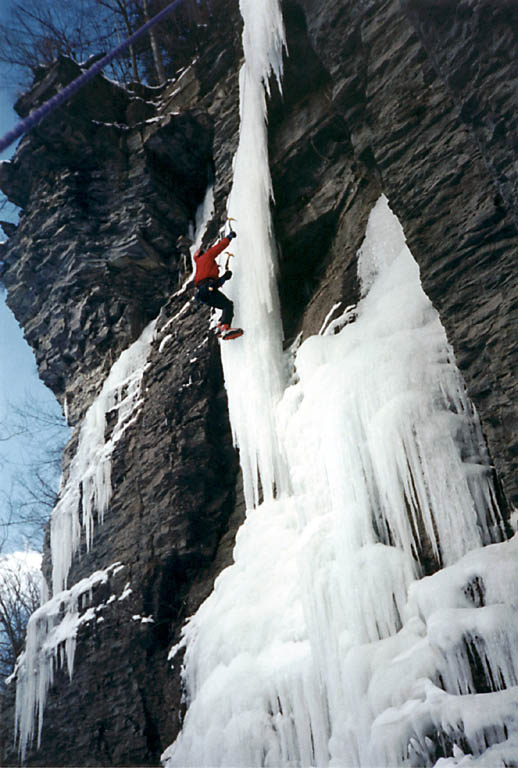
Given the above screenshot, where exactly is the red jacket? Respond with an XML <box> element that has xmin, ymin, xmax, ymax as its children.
<box><xmin>194</xmin><ymin>237</ymin><xmax>231</xmax><ymax>284</ymax></box>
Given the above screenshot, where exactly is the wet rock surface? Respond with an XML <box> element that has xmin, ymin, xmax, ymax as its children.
<box><xmin>0</xmin><ymin>0</ymin><xmax>517</xmax><ymax>764</ymax></box>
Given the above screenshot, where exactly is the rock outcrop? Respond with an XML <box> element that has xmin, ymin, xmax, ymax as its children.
<box><xmin>0</xmin><ymin>5</ymin><xmax>245</xmax><ymax>762</ymax></box>
<box><xmin>0</xmin><ymin>0</ymin><xmax>516</xmax><ymax>765</ymax></box>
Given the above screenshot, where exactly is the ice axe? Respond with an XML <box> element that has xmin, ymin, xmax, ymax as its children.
<box><xmin>224</xmin><ymin>252</ymin><xmax>234</xmax><ymax>270</ymax></box>
<box><xmin>226</xmin><ymin>217</ymin><xmax>237</xmax><ymax>236</ymax></box>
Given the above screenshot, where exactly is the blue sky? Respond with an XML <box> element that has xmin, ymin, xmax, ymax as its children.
<box><xmin>0</xmin><ymin>0</ymin><xmax>67</xmax><ymax>552</ymax></box>
<box><xmin>0</xmin><ymin>81</ymin><xmax>19</xmax><ymax>163</ymax></box>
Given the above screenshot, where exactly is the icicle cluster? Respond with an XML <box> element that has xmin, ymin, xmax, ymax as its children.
<box><xmin>14</xmin><ymin>563</ymin><xmax>125</xmax><ymax>762</ymax></box>
<box><xmin>12</xmin><ymin>319</ymin><xmax>157</xmax><ymax>759</ymax></box>
<box><xmin>163</xmin><ymin>186</ymin><xmax>509</xmax><ymax>763</ymax></box>
<box><xmin>51</xmin><ymin>320</ymin><xmax>156</xmax><ymax>594</ymax></box>
<box><xmin>363</xmin><ymin>536</ymin><xmax>518</xmax><ymax>767</ymax></box>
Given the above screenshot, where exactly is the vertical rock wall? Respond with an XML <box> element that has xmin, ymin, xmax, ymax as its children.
<box><xmin>0</xmin><ymin>4</ymin><xmax>246</xmax><ymax>762</ymax></box>
<box><xmin>271</xmin><ymin>0</ymin><xmax>517</xmax><ymax>509</ymax></box>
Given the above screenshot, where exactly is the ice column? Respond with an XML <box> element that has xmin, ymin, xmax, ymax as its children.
<box><xmin>219</xmin><ymin>0</ymin><xmax>289</xmax><ymax>508</ymax></box>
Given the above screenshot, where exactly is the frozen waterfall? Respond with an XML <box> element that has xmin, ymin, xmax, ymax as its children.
<box><xmin>163</xmin><ymin>191</ymin><xmax>510</xmax><ymax>767</ymax></box>
<box><xmin>162</xmin><ymin>1</ymin><xmax>514</xmax><ymax>766</ymax></box>
<box><xmin>9</xmin><ymin>0</ymin><xmax>516</xmax><ymax>763</ymax></box>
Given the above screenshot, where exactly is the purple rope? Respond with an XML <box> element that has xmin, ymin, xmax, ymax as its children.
<box><xmin>0</xmin><ymin>0</ymin><xmax>186</xmax><ymax>155</ymax></box>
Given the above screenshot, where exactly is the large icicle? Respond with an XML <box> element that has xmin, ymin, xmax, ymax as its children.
<box><xmin>218</xmin><ymin>0</ymin><xmax>289</xmax><ymax>508</ymax></box>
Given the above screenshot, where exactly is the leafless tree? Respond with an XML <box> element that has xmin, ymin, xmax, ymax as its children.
<box><xmin>0</xmin><ymin>395</ymin><xmax>68</xmax><ymax>549</ymax></box>
<box><xmin>0</xmin><ymin>0</ymin><xmax>215</xmax><ymax>93</ymax></box>
<box><xmin>0</xmin><ymin>552</ymin><xmax>41</xmax><ymax>688</ymax></box>
<box><xmin>94</xmin><ymin>0</ymin><xmax>142</xmax><ymax>82</ymax></box>
<box><xmin>143</xmin><ymin>0</ymin><xmax>166</xmax><ymax>83</ymax></box>
<box><xmin>0</xmin><ymin>0</ymin><xmax>143</xmax><ymax>89</ymax></box>
<box><xmin>0</xmin><ymin>0</ymin><xmax>100</xmax><ymax>81</ymax></box>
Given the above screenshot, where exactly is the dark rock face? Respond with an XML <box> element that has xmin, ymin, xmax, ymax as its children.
<box><xmin>0</xmin><ymin>0</ymin><xmax>516</xmax><ymax>765</ymax></box>
<box><xmin>399</xmin><ymin>0</ymin><xmax>518</xmax><ymax>509</ymax></box>
<box><xmin>271</xmin><ymin>0</ymin><xmax>517</xmax><ymax>509</ymax></box>
<box><xmin>11</xmin><ymin>295</ymin><xmax>242</xmax><ymax>767</ymax></box>
<box><xmin>269</xmin><ymin>1</ymin><xmax>381</xmax><ymax>342</ymax></box>
<box><xmin>0</xmin><ymin>57</ymin><xmax>215</xmax><ymax>425</ymax></box>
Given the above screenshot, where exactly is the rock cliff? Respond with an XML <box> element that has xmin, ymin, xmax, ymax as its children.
<box><xmin>0</xmin><ymin>0</ymin><xmax>516</xmax><ymax>765</ymax></box>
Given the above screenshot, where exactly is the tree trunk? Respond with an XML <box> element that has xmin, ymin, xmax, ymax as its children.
<box><xmin>143</xmin><ymin>0</ymin><xmax>166</xmax><ymax>84</ymax></box>
<box><xmin>114</xmin><ymin>0</ymin><xmax>140</xmax><ymax>82</ymax></box>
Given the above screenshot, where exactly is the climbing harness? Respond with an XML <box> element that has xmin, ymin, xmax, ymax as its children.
<box><xmin>195</xmin><ymin>277</ymin><xmax>217</xmax><ymax>295</ymax></box>
<box><xmin>0</xmin><ymin>0</ymin><xmax>187</xmax><ymax>155</ymax></box>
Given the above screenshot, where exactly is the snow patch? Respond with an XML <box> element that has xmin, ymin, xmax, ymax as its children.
<box><xmin>118</xmin><ymin>583</ymin><xmax>133</xmax><ymax>601</ymax></box>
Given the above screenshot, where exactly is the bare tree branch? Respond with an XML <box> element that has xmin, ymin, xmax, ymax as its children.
<box><xmin>0</xmin><ymin>553</ymin><xmax>41</xmax><ymax>687</ymax></box>
<box><xmin>0</xmin><ymin>394</ymin><xmax>68</xmax><ymax>549</ymax></box>
<box><xmin>0</xmin><ymin>0</ymin><xmax>143</xmax><ymax>88</ymax></box>
<box><xmin>143</xmin><ymin>0</ymin><xmax>166</xmax><ymax>83</ymax></box>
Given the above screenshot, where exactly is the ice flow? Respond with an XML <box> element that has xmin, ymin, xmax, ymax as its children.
<box><xmin>163</xmin><ymin>0</ymin><xmax>510</xmax><ymax>764</ymax></box>
<box><xmin>163</xmin><ymin>187</ymin><xmax>507</xmax><ymax>765</ymax></box>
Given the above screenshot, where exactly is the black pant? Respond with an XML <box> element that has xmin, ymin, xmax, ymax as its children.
<box><xmin>196</xmin><ymin>282</ymin><xmax>234</xmax><ymax>326</ymax></box>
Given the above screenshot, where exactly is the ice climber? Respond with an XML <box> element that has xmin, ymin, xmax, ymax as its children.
<box><xmin>193</xmin><ymin>230</ymin><xmax>244</xmax><ymax>340</ymax></box>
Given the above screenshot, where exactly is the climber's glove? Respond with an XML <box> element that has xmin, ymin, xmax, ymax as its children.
<box><xmin>227</xmin><ymin>231</ymin><xmax>237</xmax><ymax>240</ymax></box>
<box><xmin>223</xmin><ymin>270</ymin><xmax>232</xmax><ymax>281</ymax></box>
